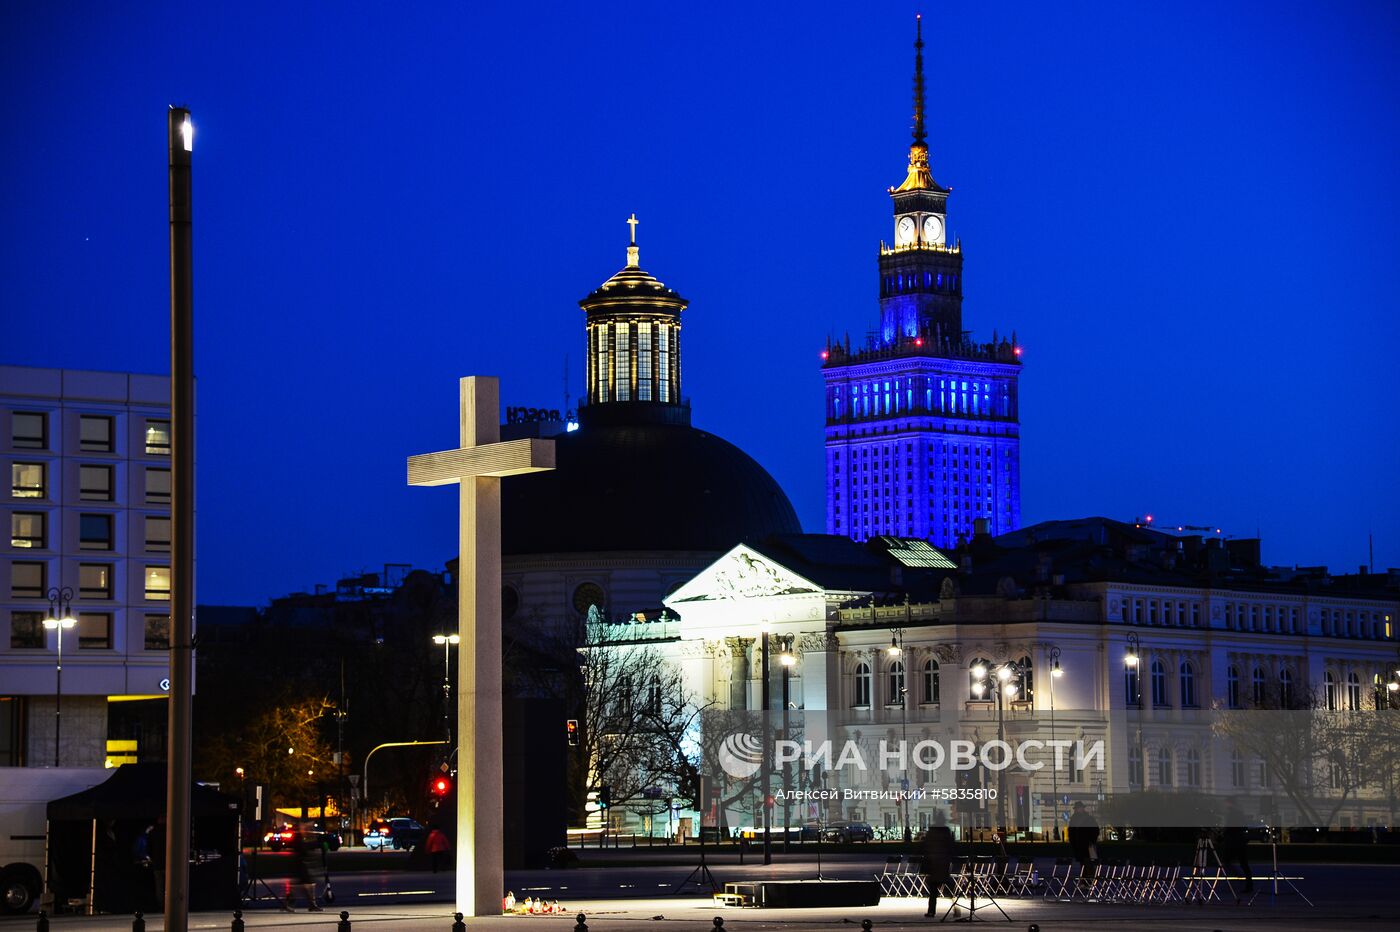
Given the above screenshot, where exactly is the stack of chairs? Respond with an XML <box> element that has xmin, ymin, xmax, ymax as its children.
<box><xmin>876</xmin><ymin>855</ymin><xmax>928</xmax><ymax>897</ymax></box>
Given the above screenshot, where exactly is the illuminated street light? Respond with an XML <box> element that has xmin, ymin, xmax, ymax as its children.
<box><xmin>42</xmin><ymin>586</ymin><xmax>77</xmax><ymax>767</ymax></box>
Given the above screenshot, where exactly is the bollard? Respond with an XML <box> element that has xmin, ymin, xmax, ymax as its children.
<box><xmin>1028</xmin><ymin>925</ymin><xmax>1040</xmax><ymax>932</ymax></box>
<box><xmin>861</xmin><ymin>921</ymin><xmax>873</xmax><ymax>931</ymax></box>
<box><xmin>36</xmin><ymin>910</ymin><xmax>49</xmax><ymax>932</ymax></box>
<box><xmin>133</xmin><ymin>910</ymin><xmax>146</xmax><ymax>932</ymax></box>
<box><xmin>574</xmin><ymin>912</ymin><xmax>588</xmax><ymax>931</ymax></box>
<box><xmin>232</xmin><ymin>909</ymin><xmax>245</xmax><ymax>932</ymax></box>
<box><xmin>452</xmin><ymin>912</ymin><xmax>466</xmax><ymax>932</ymax></box>
<box><xmin>713</xmin><ymin>918</ymin><xmax>725</xmax><ymax>929</ymax></box>
<box><xmin>337</xmin><ymin>910</ymin><xmax>351</xmax><ymax>932</ymax></box>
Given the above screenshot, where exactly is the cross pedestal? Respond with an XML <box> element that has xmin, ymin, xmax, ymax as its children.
<box><xmin>408</xmin><ymin>376</ymin><xmax>555</xmax><ymax>916</ymax></box>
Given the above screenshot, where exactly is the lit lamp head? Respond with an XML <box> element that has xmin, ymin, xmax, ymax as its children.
<box><xmin>971</xmin><ymin>681</ymin><xmax>985</xmax><ymax>698</ymax></box>
<box><xmin>971</xmin><ymin>664</ymin><xmax>987</xmax><ymax>680</ymax></box>
<box><xmin>1124</xmin><ymin>652</ymin><xmax>1139</xmax><ymax>668</ymax></box>
<box><xmin>432</xmin><ymin>634</ymin><xmax>461</xmax><ymax>645</ymax></box>
<box><xmin>1388</xmin><ymin>680</ymin><xmax>1400</xmax><ymax>693</ymax></box>
<box><xmin>1003</xmin><ymin>684</ymin><xmax>1019</xmax><ymax>699</ymax></box>
<box><xmin>780</xmin><ymin>650</ymin><xmax>796</xmax><ymax>668</ymax></box>
<box><xmin>887</xmin><ymin>636</ymin><xmax>901</xmax><ymax>657</ymax></box>
<box><xmin>42</xmin><ymin>614</ymin><xmax>76</xmax><ymax>630</ymax></box>
<box><xmin>996</xmin><ymin>665</ymin><xmax>1013</xmax><ymax>683</ymax></box>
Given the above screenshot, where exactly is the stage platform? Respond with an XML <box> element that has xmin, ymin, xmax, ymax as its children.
<box><xmin>722</xmin><ymin>878</ymin><xmax>882</xmax><ymax>908</ymax></box>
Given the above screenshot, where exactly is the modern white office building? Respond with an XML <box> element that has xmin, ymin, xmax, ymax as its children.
<box><xmin>1</xmin><ymin>365</ymin><xmax>176</xmax><ymax>768</ymax></box>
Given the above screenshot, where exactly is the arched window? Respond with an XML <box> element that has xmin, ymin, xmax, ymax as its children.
<box><xmin>1179</xmin><ymin>661</ymin><xmax>1197</xmax><ymax>708</ymax></box>
<box><xmin>887</xmin><ymin>660</ymin><xmax>905</xmax><ymax>707</ymax></box>
<box><xmin>1279</xmin><ymin>668</ymin><xmax>1294</xmax><ymax>708</ymax></box>
<box><xmin>1185</xmin><ymin>747</ymin><xmax>1202</xmax><ymax>787</ymax></box>
<box><xmin>922</xmin><ymin>658</ymin><xmax>940</xmax><ymax>704</ymax></box>
<box><xmin>1325</xmin><ymin>672</ymin><xmax>1337</xmax><ymax>711</ymax></box>
<box><xmin>1231</xmin><ymin>748</ymin><xmax>1246</xmax><ymax>787</ymax></box>
<box><xmin>1156</xmin><ymin>746</ymin><xmax>1173</xmax><ymax>786</ymax></box>
<box><xmin>1226</xmin><ymin>665</ymin><xmax>1240</xmax><ymax>709</ymax></box>
<box><xmin>1128</xmin><ymin>745</ymin><xmax>1143</xmax><ymax>785</ymax></box>
<box><xmin>1125</xmin><ymin>665</ymin><xmax>1141</xmax><ymax>707</ymax></box>
<box><xmin>1347</xmin><ymin>672</ymin><xmax>1361</xmax><ymax>711</ymax></box>
<box><xmin>1017</xmin><ymin>654</ymin><xmax>1034</xmax><ymax>703</ymax></box>
<box><xmin>853</xmin><ymin>662</ymin><xmax>871</xmax><ymax>708</ymax></box>
<box><xmin>1151</xmin><ymin>659</ymin><xmax>1168</xmax><ymax>707</ymax></box>
<box><xmin>645</xmin><ymin>674</ymin><xmax>662</xmax><ymax>715</ymax></box>
<box><xmin>969</xmin><ymin>657</ymin><xmax>991</xmax><ymax>700</ymax></box>
<box><xmin>1252</xmin><ymin>666</ymin><xmax>1266</xmax><ymax>706</ymax></box>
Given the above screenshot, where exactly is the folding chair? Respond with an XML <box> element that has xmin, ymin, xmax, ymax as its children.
<box><xmin>1008</xmin><ymin>860</ymin><xmax>1036</xmax><ymax>896</ymax></box>
<box><xmin>877</xmin><ymin>856</ymin><xmax>903</xmax><ymax>896</ymax></box>
<box><xmin>1043</xmin><ymin>857</ymin><xmax>1073</xmax><ymax>899</ymax></box>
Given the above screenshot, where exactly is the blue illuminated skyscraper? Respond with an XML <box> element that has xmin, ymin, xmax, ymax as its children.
<box><xmin>823</xmin><ymin>15</ymin><xmax>1022</xmax><ymax>546</ymax></box>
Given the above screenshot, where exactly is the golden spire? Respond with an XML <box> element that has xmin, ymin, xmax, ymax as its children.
<box><xmin>895</xmin><ymin>13</ymin><xmax>936</xmax><ymax>192</ymax></box>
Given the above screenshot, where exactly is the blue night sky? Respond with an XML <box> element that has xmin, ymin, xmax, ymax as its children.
<box><xmin>3</xmin><ymin>1</ymin><xmax>1398</xmax><ymax>605</ymax></box>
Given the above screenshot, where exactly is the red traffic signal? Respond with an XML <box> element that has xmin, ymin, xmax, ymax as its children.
<box><xmin>430</xmin><ymin>775</ymin><xmax>452</xmax><ymax>797</ymax></box>
<box><xmin>566</xmin><ymin>719</ymin><xmax>579</xmax><ymax>746</ymax></box>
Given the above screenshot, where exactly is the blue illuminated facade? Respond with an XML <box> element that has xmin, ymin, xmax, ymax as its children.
<box><xmin>823</xmin><ymin>17</ymin><xmax>1022</xmax><ymax>546</ymax></box>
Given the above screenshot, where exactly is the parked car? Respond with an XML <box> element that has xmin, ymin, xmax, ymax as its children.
<box><xmin>365</xmin><ymin>817</ymin><xmax>426</xmax><ymax>851</ymax></box>
<box><xmin>263</xmin><ymin>823</ymin><xmax>342</xmax><ymax>852</ymax></box>
<box><xmin>822</xmin><ymin>820</ymin><xmax>874</xmax><ymax>843</ymax></box>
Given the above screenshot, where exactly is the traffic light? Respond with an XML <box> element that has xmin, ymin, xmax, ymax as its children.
<box><xmin>566</xmin><ymin>719</ymin><xmax>579</xmax><ymax>747</ymax></box>
<box><xmin>598</xmin><ymin>784</ymin><xmax>611</xmax><ymax>810</ymax></box>
<box><xmin>430</xmin><ymin>774</ymin><xmax>452</xmax><ymax>798</ymax></box>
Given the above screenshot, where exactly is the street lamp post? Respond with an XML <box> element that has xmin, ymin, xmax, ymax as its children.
<box><xmin>1048</xmin><ymin>646</ymin><xmax>1063</xmax><ymax>842</ymax></box>
<box><xmin>1125</xmin><ymin>633</ymin><xmax>1144</xmax><ymax>789</ymax></box>
<box><xmin>779</xmin><ymin>636</ymin><xmax>795</xmax><ymax>853</ymax></box>
<box><xmin>760</xmin><ymin>621</ymin><xmax>772</xmax><ymax>866</ymax></box>
<box><xmin>888</xmin><ymin>630</ymin><xmax>911</xmax><ymax>843</ymax></box>
<box><xmin>432</xmin><ymin>634</ymin><xmax>461</xmax><ymax>749</ymax></box>
<box><xmin>42</xmin><ymin>586</ymin><xmax>76</xmax><ymax>767</ymax></box>
<box><xmin>971</xmin><ymin>659</ymin><xmax>1021</xmax><ymax>839</ymax></box>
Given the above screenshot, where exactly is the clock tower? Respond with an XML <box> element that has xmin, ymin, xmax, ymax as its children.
<box><xmin>822</xmin><ymin>14</ymin><xmax>1023</xmax><ymax>548</ymax></box>
<box><xmin>879</xmin><ymin>14</ymin><xmax>962</xmax><ymax>346</ymax></box>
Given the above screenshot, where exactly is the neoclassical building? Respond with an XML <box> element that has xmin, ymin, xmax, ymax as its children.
<box><xmin>600</xmin><ymin>518</ymin><xmax>1399</xmax><ymax>836</ymax></box>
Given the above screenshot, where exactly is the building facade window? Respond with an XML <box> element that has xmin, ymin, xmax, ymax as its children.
<box><xmin>79</xmin><ymin>513</ymin><xmax>113</xmax><ymax>551</ymax></box>
<box><xmin>1179</xmin><ymin>661</ymin><xmax>1196</xmax><ymax>708</ymax></box>
<box><xmin>80</xmin><ymin>465</ymin><xmax>113</xmax><ymax>501</ymax></box>
<box><xmin>1325</xmin><ymin>672</ymin><xmax>1338</xmax><ymax>710</ymax></box>
<box><xmin>77</xmin><ymin>612</ymin><xmax>112</xmax><ymax>650</ymax></box>
<box><xmin>144</xmin><ymin>614</ymin><xmax>170</xmax><ymax>650</ymax></box>
<box><xmin>10</xmin><ymin>610</ymin><xmax>44</xmax><ymax>648</ymax></box>
<box><xmin>11</xmin><ymin>462</ymin><xmax>45</xmax><ymax>498</ymax></box>
<box><xmin>852</xmin><ymin>662</ymin><xmax>872</xmax><ymax>707</ymax></box>
<box><xmin>145</xmin><ymin>566</ymin><xmax>170</xmax><ymax>601</ymax></box>
<box><xmin>1151</xmin><ymin>659</ymin><xmax>1168</xmax><ymax>707</ymax></box>
<box><xmin>11</xmin><ymin>412</ymin><xmax>47</xmax><ymax>449</ymax></box>
<box><xmin>1017</xmin><ymin>654</ymin><xmax>1033</xmax><ymax>703</ymax></box>
<box><xmin>1227</xmin><ymin>665</ymin><xmax>1240</xmax><ymax>709</ymax></box>
<box><xmin>1252</xmin><ymin>667</ymin><xmax>1266</xmax><ymax>706</ymax></box>
<box><xmin>79</xmin><ymin>563</ymin><xmax>112</xmax><ymax>599</ymax></box>
<box><xmin>922</xmin><ymin>658</ymin><xmax>940</xmax><ymax>704</ymax></box>
<box><xmin>1125</xmin><ymin>666</ymin><xmax>1140</xmax><ymax>707</ymax></box>
<box><xmin>145</xmin><ymin>420</ymin><xmax>172</xmax><ymax>455</ymax></box>
<box><xmin>145</xmin><ymin>467</ymin><xmax>171</xmax><ymax>503</ymax></box>
<box><xmin>1156</xmin><ymin>747</ymin><xmax>1173</xmax><ymax>786</ymax></box>
<box><xmin>887</xmin><ymin>660</ymin><xmax>905</xmax><ymax>706</ymax></box>
<box><xmin>145</xmin><ymin>516</ymin><xmax>171</xmax><ymax>553</ymax></box>
<box><xmin>10</xmin><ymin>511</ymin><xmax>45</xmax><ymax>549</ymax></box>
<box><xmin>80</xmin><ymin>415</ymin><xmax>114</xmax><ymax>452</ymax></box>
<box><xmin>1128</xmin><ymin>744</ymin><xmax>1142</xmax><ymax>785</ymax></box>
<box><xmin>1185</xmin><ymin>747</ymin><xmax>1202</xmax><ymax>787</ymax></box>
<box><xmin>1346</xmin><ymin>672</ymin><xmax>1361</xmax><ymax>711</ymax></box>
<box><xmin>1231</xmin><ymin>749</ymin><xmax>1246</xmax><ymax>788</ymax></box>
<box><xmin>11</xmin><ymin>561</ymin><xmax>45</xmax><ymax>599</ymax></box>
<box><xmin>1279</xmin><ymin>668</ymin><xmax>1295</xmax><ymax>708</ymax></box>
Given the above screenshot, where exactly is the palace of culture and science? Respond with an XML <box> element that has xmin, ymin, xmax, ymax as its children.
<box><xmin>822</xmin><ymin>16</ymin><xmax>1022</xmax><ymax>547</ymax></box>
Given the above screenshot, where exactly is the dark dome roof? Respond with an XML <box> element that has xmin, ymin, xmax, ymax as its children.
<box><xmin>502</xmin><ymin>422</ymin><xmax>802</xmax><ymax>555</ymax></box>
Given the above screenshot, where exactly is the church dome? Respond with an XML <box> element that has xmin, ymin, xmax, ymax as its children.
<box><xmin>502</xmin><ymin>421</ymin><xmax>802</xmax><ymax>555</ymax></box>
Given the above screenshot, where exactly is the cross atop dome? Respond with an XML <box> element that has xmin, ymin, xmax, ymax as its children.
<box><xmin>625</xmin><ymin>213</ymin><xmax>640</xmax><ymax>267</ymax></box>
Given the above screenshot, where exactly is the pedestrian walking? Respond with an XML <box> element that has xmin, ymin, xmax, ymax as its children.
<box><xmin>284</xmin><ymin>822</ymin><xmax>325</xmax><ymax>911</ymax></box>
<box><xmin>921</xmin><ymin>809</ymin><xmax>955</xmax><ymax>918</ymax></box>
<box><xmin>426</xmin><ymin>825</ymin><xmax>451</xmax><ymax>873</ymax></box>
<box><xmin>1219</xmin><ymin>799</ymin><xmax>1254</xmax><ymax>894</ymax></box>
<box><xmin>1067</xmin><ymin>801</ymin><xmax>1099</xmax><ymax>884</ymax></box>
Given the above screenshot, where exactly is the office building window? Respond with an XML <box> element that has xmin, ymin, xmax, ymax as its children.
<box><xmin>10</xmin><ymin>610</ymin><xmax>44</xmax><ymax>649</ymax></box>
<box><xmin>79</xmin><ymin>514</ymin><xmax>113</xmax><ymax>551</ymax></box>
<box><xmin>144</xmin><ymin>614</ymin><xmax>170</xmax><ymax>650</ymax></box>
<box><xmin>145</xmin><ymin>516</ymin><xmax>171</xmax><ymax>553</ymax></box>
<box><xmin>11</xmin><ymin>561</ymin><xmax>45</xmax><ymax>599</ymax></box>
<box><xmin>77</xmin><ymin>612</ymin><xmax>112</xmax><ymax>649</ymax></box>
<box><xmin>144</xmin><ymin>420</ymin><xmax>171</xmax><ymax>455</ymax></box>
<box><xmin>12</xmin><ymin>412</ymin><xmax>47</xmax><ymax>449</ymax></box>
<box><xmin>80</xmin><ymin>464</ymin><xmax>114</xmax><ymax>502</ymax></box>
<box><xmin>145</xmin><ymin>565</ymin><xmax>171</xmax><ymax>601</ymax></box>
<box><xmin>145</xmin><ymin>467</ymin><xmax>171</xmax><ymax>504</ymax></box>
<box><xmin>11</xmin><ymin>462</ymin><xmax>46</xmax><ymax>498</ymax></box>
<box><xmin>80</xmin><ymin>415</ymin><xmax>114</xmax><ymax>452</ymax></box>
<box><xmin>11</xmin><ymin>512</ymin><xmax>45</xmax><ymax>548</ymax></box>
<box><xmin>79</xmin><ymin>563</ymin><xmax>112</xmax><ymax>599</ymax></box>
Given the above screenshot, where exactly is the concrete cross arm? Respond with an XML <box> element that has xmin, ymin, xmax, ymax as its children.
<box><xmin>407</xmin><ymin>437</ymin><xmax>556</xmax><ymax>487</ymax></box>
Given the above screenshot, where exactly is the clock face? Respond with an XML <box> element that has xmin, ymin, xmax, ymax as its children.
<box><xmin>923</xmin><ymin>214</ymin><xmax>944</xmax><ymax>244</ymax></box>
<box><xmin>897</xmin><ymin>216</ymin><xmax>916</xmax><ymax>245</ymax></box>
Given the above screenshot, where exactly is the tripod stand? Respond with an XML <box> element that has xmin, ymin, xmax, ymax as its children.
<box><xmin>674</xmin><ymin>826</ymin><xmax>718</xmax><ymax>894</ymax></box>
<box><xmin>1248</xmin><ymin>836</ymin><xmax>1312</xmax><ymax>907</ymax></box>
<box><xmin>1184</xmin><ymin>835</ymin><xmax>1236</xmax><ymax>903</ymax></box>
<box><xmin>941</xmin><ymin>859</ymin><xmax>1010</xmax><ymax>923</ymax></box>
<box><xmin>240</xmin><ymin>819</ymin><xmax>285</xmax><ymax>907</ymax></box>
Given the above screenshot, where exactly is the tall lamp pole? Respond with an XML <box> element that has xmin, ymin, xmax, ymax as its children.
<box><xmin>887</xmin><ymin>630</ymin><xmax>911</xmax><ymax>842</ymax></box>
<box><xmin>42</xmin><ymin>587</ymin><xmax>75</xmax><ymax>767</ymax></box>
<box><xmin>972</xmin><ymin>660</ymin><xmax>1021</xmax><ymax>838</ymax></box>
<box><xmin>1125</xmin><ymin>633</ymin><xmax>1144</xmax><ymax>790</ymax></box>
<box><xmin>1048</xmin><ymin>646</ymin><xmax>1063</xmax><ymax>842</ymax></box>
<box><xmin>760</xmin><ymin>621</ymin><xmax>772</xmax><ymax>866</ymax></box>
<box><xmin>779</xmin><ymin>636</ymin><xmax>795</xmax><ymax>853</ymax></box>
<box><xmin>433</xmin><ymin>634</ymin><xmax>461</xmax><ymax>748</ymax></box>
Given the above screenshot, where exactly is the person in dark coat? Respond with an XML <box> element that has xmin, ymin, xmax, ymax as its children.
<box><xmin>1067</xmin><ymin>802</ymin><xmax>1099</xmax><ymax>882</ymax></box>
<box><xmin>284</xmin><ymin>822</ymin><xmax>325</xmax><ymax>912</ymax></box>
<box><xmin>922</xmin><ymin>809</ymin><xmax>955</xmax><ymax>917</ymax></box>
<box><xmin>1219</xmin><ymin>799</ymin><xmax>1254</xmax><ymax>894</ymax></box>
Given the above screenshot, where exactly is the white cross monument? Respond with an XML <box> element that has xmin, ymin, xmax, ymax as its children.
<box><xmin>407</xmin><ymin>376</ymin><xmax>555</xmax><ymax>916</ymax></box>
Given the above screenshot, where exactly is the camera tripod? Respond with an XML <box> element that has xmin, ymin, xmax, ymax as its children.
<box><xmin>1183</xmin><ymin>834</ymin><xmax>1237</xmax><ymax>903</ymax></box>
